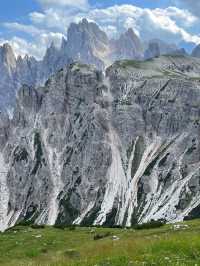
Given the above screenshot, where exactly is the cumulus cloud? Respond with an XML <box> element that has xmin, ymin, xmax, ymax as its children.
<box><xmin>0</xmin><ymin>37</ymin><xmax>42</xmax><ymax>58</ymax></box>
<box><xmin>29</xmin><ymin>9</ymin><xmax>72</xmax><ymax>32</ymax></box>
<box><xmin>3</xmin><ymin>22</ymin><xmax>44</xmax><ymax>36</ymax></box>
<box><xmin>1</xmin><ymin>1</ymin><xmax>200</xmax><ymax>58</ymax></box>
<box><xmin>0</xmin><ymin>32</ymin><xmax>64</xmax><ymax>59</ymax></box>
<box><xmin>156</xmin><ymin>7</ymin><xmax>198</xmax><ymax>27</ymax></box>
<box><xmin>86</xmin><ymin>4</ymin><xmax>200</xmax><ymax>43</ymax></box>
<box><xmin>175</xmin><ymin>0</ymin><xmax>200</xmax><ymax>18</ymax></box>
<box><xmin>3</xmin><ymin>21</ymin><xmax>65</xmax><ymax>59</ymax></box>
<box><xmin>37</xmin><ymin>0</ymin><xmax>89</xmax><ymax>9</ymax></box>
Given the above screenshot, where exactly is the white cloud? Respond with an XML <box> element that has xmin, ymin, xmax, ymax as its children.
<box><xmin>29</xmin><ymin>9</ymin><xmax>71</xmax><ymax>32</ymax></box>
<box><xmin>3</xmin><ymin>21</ymin><xmax>65</xmax><ymax>59</ymax></box>
<box><xmin>85</xmin><ymin>4</ymin><xmax>200</xmax><ymax>43</ymax></box>
<box><xmin>37</xmin><ymin>0</ymin><xmax>89</xmax><ymax>9</ymax></box>
<box><xmin>3</xmin><ymin>22</ymin><xmax>44</xmax><ymax>36</ymax></box>
<box><xmin>175</xmin><ymin>0</ymin><xmax>200</xmax><ymax>18</ymax></box>
<box><xmin>0</xmin><ymin>37</ymin><xmax>42</xmax><ymax>58</ymax></box>
<box><xmin>2</xmin><ymin>2</ymin><xmax>200</xmax><ymax>58</ymax></box>
<box><xmin>0</xmin><ymin>32</ymin><xmax>64</xmax><ymax>59</ymax></box>
<box><xmin>155</xmin><ymin>7</ymin><xmax>198</xmax><ymax>27</ymax></box>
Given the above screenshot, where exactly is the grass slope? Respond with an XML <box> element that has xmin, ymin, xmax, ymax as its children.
<box><xmin>1</xmin><ymin>220</ymin><xmax>200</xmax><ymax>266</ymax></box>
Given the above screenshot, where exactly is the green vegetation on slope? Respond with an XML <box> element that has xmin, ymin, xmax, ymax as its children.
<box><xmin>115</xmin><ymin>60</ymin><xmax>144</xmax><ymax>69</ymax></box>
<box><xmin>1</xmin><ymin>220</ymin><xmax>200</xmax><ymax>265</ymax></box>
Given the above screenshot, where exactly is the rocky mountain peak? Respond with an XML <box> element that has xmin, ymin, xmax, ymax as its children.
<box><xmin>61</xmin><ymin>37</ymin><xmax>67</xmax><ymax>50</ymax></box>
<box><xmin>111</xmin><ymin>28</ymin><xmax>143</xmax><ymax>61</ymax></box>
<box><xmin>126</xmin><ymin>28</ymin><xmax>139</xmax><ymax>39</ymax></box>
<box><xmin>0</xmin><ymin>43</ymin><xmax>16</xmax><ymax>71</ymax></box>
<box><xmin>144</xmin><ymin>39</ymin><xmax>178</xmax><ymax>59</ymax></box>
<box><xmin>192</xmin><ymin>44</ymin><xmax>200</xmax><ymax>58</ymax></box>
<box><xmin>43</xmin><ymin>42</ymin><xmax>58</xmax><ymax>62</ymax></box>
<box><xmin>66</xmin><ymin>18</ymin><xmax>108</xmax><ymax>69</ymax></box>
<box><xmin>68</xmin><ymin>18</ymin><xmax>109</xmax><ymax>48</ymax></box>
<box><xmin>144</xmin><ymin>41</ymin><xmax>160</xmax><ymax>59</ymax></box>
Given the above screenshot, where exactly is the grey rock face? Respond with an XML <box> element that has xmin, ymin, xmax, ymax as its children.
<box><xmin>192</xmin><ymin>44</ymin><xmax>200</xmax><ymax>58</ymax></box>
<box><xmin>144</xmin><ymin>39</ymin><xmax>179</xmax><ymax>59</ymax></box>
<box><xmin>1</xmin><ymin>55</ymin><xmax>200</xmax><ymax>230</ymax></box>
<box><xmin>65</xmin><ymin>19</ymin><xmax>109</xmax><ymax>69</ymax></box>
<box><xmin>150</xmin><ymin>39</ymin><xmax>178</xmax><ymax>55</ymax></box>
<box><xmin>0</xmin><ymin>44</ymin><xmax>17</xmax><ymax>110</ymax></box>
<box><xmin>144</xmin><ymin>42</ymin><xmax>160</xmax><ymax>59</ymax></box>
<box><xmin>0</xmin><ymin>20</ymin><xmax>188</xmax><ymax>112</ymax></box>
<box><xmin>0</xmin><ymin>42</ymin><xmax>70</xmax><ymax>112</ymax></box>
<box><xmin>170</xmin><ymin>48</ymin><xmax>188</xmax><ymax>56</ymax></box>
<box><xmin>0</xmin><ymin>20</ymin><xmax>157</xmax><ymax>113</ymax></box>
<box><xmin>111</xmin><ymin>28</ymin><xmax>143</xmax><ymax>61</ymax></box>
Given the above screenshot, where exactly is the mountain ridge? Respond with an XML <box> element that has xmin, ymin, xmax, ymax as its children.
<box><xmin>1</xmin><ymin>18</ymin><xmax>199</xmax><ymax>112</ymax></box>
<box><xmin>1</xmin><ymin>55</ymin><xmax>200</xmax><ymax>231</ymax></box>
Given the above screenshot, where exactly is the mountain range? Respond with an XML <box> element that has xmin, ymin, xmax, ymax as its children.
<box><xmin>1</xmin><ymin>54</ymin><xmax>200</xmax><ymax>230</ymax></box>
<box><xmin>0</xmin><ymin>18</ymin><xmax>199</xmax><ymax>112</ymax></box>
<box><xmin>1</xmin><ymin>19</ymin><xmax>200</xmax><ymax>231</ymax></box>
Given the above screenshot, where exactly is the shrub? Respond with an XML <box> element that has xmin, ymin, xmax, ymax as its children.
<box><xmin>53</xmin><ymin>224</ymin><xmax>66</xmax><ymax>230</ymax></box>
<box><xmin>31</xmin><ymin>224</ymin><xmax>45</xmax><ymax>229</ymax></box>
<box><xmin>68</xmin><ymin>225</ymin><xmax>76</xmax><ymax>231</ymax></box>
<box><xmin>93</xmin><ymin>232</ymin><xmax>111</xmax><ymax>240</ymax></box>
<box><xmin>64</xmin><ymin>249</ymin><xmax>80</xmax><ymax>258</ymax></box>
<box><xmin>17</xmin><ymin>220</ymin><xmax>33</xmax><ymax>226</ymax></box>
<box><xmin>110</xmin><ymin>225</ymin><xmax>123</xmax><ymax>229</ymax></box>
<box><xmin>53</xmin><ymin>224</ymin><xmax>77</xmax><ymax>230</ymax></box>
<box><xmin>133</xmin><ymin>220</ymin><xmax>165</xmax><ymax>230</ymax></box>
<box><xmin>40</xmin><ymin>248</ymin><xmax>48</xmax><ymax>254</ymax></box>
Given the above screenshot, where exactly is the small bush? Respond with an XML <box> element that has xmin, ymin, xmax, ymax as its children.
<box><xmin>31</xmin><ymin>224</ymin><xmax>45</xmax><ymax>229</ymax></box>
<box><xmin>53</xmin><ymin>224</ymin><xmax>77</xmax><ymax>230</ymax></box>
<box><xmin>68</xmin><ymin>225</ymin><xmax>76</xmax><ymax>231</ymax></box>
<box><xmin>133</xmin><ymin>220</ymin><xmax>165</xmax><ymax>230</ymax></box>
<box><xmin>110</xmin><ymin>225</ymin><xmax>123</xmax><ymax>229</ymax></box>
<box><xmin>40</xmin><ymin>248</ymin><xmax>48</xmax><ymax>254</ymax></box>
<box><xmin>64</xmin><ymin>249</ymin><xmax>80</xmax><ymax>258</ymax></box>
<box><xmin>17</xmin><ymin>221</ymin><xmax>33</xmax><ymax>226</ymax></box>
<box><xmin>93</xmin><ymin>232</ymin><xmax>111</xmax><ymax>240</ymax></box>
<box><xmin>53</xmin><ymin>224</ymin><xmax>66</xmax><ymax>230</ymax></box>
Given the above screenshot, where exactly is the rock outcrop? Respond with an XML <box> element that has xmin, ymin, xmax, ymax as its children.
<box><xmin>192</xmin><ymin>44</ymin><xmax>200</xmax><ymax>58</ymax></box>
<box><xmin>144</xmin><ymin>42</ymin><xmax>160</xmax><ymax>59</ymax></box>
<box><xmin>1</xmin><ymin>55</ymin><xmax>200</xmax><ymax>231</ymax></box>
<box><xmin>0</xmin><ymin>43</ymin><xmax>17</xmax><ymax>110</ymax></box>
<box><xmin>144</xmin><ymin>39</ymin><xmax>183</xmax><ymax>59</ymax></box>
<box><xmin>111</xmin><ymin>28</ymin><xmax>143</xmax><ymax>61</ymax></box>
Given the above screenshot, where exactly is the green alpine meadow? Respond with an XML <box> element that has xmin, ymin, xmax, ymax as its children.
<box><xmin>1</xmin><ymin>220</ymin><xmax>200</xmax><ymax>266</ymax></box>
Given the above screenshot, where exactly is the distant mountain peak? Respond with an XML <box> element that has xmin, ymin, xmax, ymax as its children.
<box><xmin>192</xmin><ymin>44</ymin><xmax>200</xmax><ymax>58</ymax></box>
<box><xmin>126</xmin><ymin>28</ymin><xmax>138</xmax><ymax>37</ymax></box>
<box><xmin>81</xmin><ymin>18</ymin><xmax>89</xmax><ymax>25</ymax></box>
<box><xmin>0</xmin><ymin>19</ymin><xmax>193</xmax><ymax>112</ymax></box>
<box><xmin>0</xmin><ymin>42</ymin><xmax>16</xmax><ymax>72</ymax></box>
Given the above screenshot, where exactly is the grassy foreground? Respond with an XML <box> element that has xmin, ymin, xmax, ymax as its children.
<box><xmin>1</xmin><ymin>220</ymin><xmax>200</xmax><ymax>266</ymax></box>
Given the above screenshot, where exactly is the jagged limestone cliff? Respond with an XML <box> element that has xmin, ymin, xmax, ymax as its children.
<box><xmin>1</xmin><ymin>55</ymin><xmax>200</xmax><ymax>231</ymax></box>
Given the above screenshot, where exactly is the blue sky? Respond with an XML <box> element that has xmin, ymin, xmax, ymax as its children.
<box><xmin>0</xmin><ymin>0</ymin><xmax>174</xmax><ymax>21</ymax></box>
<box><xmin>0</xmin><ymin>0</ymin><xmax>199</xmax><ymax>58</ymax></box>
